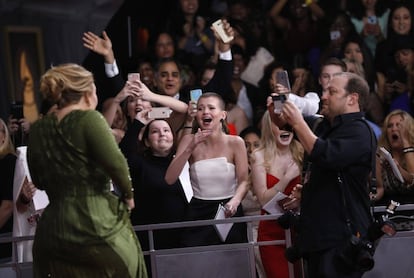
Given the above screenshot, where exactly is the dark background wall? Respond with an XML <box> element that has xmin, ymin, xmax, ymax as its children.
<box><xmin>0</xmin><ymin>0</ymin><xmax>124</xmax><ymax>121</ymax></box>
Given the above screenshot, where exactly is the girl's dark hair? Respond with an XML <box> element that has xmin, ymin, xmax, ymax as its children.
<box><xmin>239</xmin><ymin>126</ymin><xmax>261</xmax><ymax>140</ymax></box>
<box><xmin>258</xmin><ymin>60</ymin><xmax>290</xmax><ymax>93</ymax></box>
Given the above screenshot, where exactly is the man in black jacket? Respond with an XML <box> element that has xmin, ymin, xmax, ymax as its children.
<box><xmin>279</xmin><ymin>72</ymin><xmax>374</xmax><ymax>277</ymax></box>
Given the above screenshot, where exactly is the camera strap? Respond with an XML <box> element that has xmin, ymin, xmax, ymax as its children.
<box><xmin>337</xmin><ymin>118</ymin><xmax>377</xmax><ymax>235</ymax></box>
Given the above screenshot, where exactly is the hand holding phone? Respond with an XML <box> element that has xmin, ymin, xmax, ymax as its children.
<box><xmin>190</xmin><ymin>89</ymin><xmax>202</xmax><ymax>102</ymax></box>
<box><xmin>272</xmin><ymin>95</ymin><xmax>287</xmax><ymax>114</ymax></box>
<box><xmin>276</xmin><ymin>70</ymin><xmax>291</xmax><ymax>93</ymax></box>
<box><xmin>148</xmin><ymin>107</ymin><xmax>172</xmax><ymax>119</ymax></box>
<box><xmin>212</xmin><ymin>19</ymin><xmax>234</xmax><ymax>43</ymax></box>
<box><xmin>128</xmin><ymin>73</ymin><xmax>140</xmax><ymax>81</ymax></box>
<box><xmin>367</xmin><ymin>15</ymin><xmax>377</xmax><ymax>25</ymax></box>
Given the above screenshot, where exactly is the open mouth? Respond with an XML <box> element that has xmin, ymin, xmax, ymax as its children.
<box><xmin>280</xmin><ymin>132</ymin><xmax>291</xmax><ymax>140</ymax></box>
<box><xmin>391</xmin><ymin>133</ymin><xmax>399</xmax><ymax>141</ymax></box>
<box><xmin>203</xmin><ymin>118</ymin><xmax>212</xmax><ymax>124</ymax></box>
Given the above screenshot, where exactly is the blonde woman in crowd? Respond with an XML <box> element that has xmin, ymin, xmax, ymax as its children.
<box><xmin>375</xmin><ymin>109</ymin><xmax>414</xmax><ymax>204</ymax></box>
<box><xmin>250</xmin><ymin>111</ymin><xmax>303</xmax><ymax>278</ymax></box>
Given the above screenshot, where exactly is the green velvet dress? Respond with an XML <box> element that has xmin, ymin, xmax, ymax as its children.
<box><xmin>27</xmin><ymin>110</ymin><xmax>147</xmax><ymax>278</ymax></box>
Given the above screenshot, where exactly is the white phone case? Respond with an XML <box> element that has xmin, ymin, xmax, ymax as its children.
<box><xmin>148</xmin><ymin>107</ymin><xmax>172</xmax><ymax>119</ymax></box>
<box><xmin>212</xmin><ymin>19</ymin><xmax>234</xmax><ymax>43</ymax></box>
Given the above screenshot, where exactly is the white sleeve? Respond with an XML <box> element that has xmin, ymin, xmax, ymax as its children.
<box><xmin>287</xmin><ymin>92</ymin><xmax>320</xmax><ymax>115</ymax></box>
<box><xmin>218</xmin><ymin>49</ymin><xmax>232</xmax><ymax>61</ymax></box>
<box><xmin>104</xmin><ymin>60</ymin><xmax>120</xmax><ymax>78</ymax></box>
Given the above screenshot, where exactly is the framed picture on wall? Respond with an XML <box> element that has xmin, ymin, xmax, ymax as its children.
<box><xmin>3</xmin><ymin>26</ymin><xmax>45</xmax><ymax>122</ymax></box>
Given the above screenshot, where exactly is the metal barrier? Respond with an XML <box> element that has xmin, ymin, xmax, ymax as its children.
<box><xmin>0</xmin><ymin>213</ymin><xmax>296</xmax><ymax>278</ymax></box>
<box><xmin>1</xmin><ymin>204</ymin><xmax>414</xmax><ymax>278</ymax></box>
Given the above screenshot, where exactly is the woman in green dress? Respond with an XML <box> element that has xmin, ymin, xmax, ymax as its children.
<box><xmin>27</xmin><ymin>63</ymin><xmax>147</xmax><ymax>278</ymax></box>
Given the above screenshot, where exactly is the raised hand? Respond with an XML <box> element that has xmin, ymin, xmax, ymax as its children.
<box><xmin>82</xmin><ymin>31</ymin><xmax>114</xmax><ymax>63</ymax></box>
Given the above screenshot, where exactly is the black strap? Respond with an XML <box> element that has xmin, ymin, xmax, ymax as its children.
<box><xmin>337</xmin><ymin>118</ymin><xmax>377</xmax><ymax>235</ymax></box>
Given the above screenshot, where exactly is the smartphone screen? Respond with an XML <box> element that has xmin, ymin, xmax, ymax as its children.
<box><xmin>148</xmin><ymin>107</ymin><xmax>172</xmax><ymax>119</ymax></box>
<box><xmin>190</xmin><ymin>89</ymin><xmax>202</xmax><ymax>102</ymax></box>
<box><xmin>128</xmin><ymin>73</ymin><xmax>140</xmax><ymax>81</ymax></box>
<box><xmin>330</xmin><ymin>30</ymin><xmax>341</xmax><ymax>41</ymax></box>
<box><xmin>10</xmin><ymin>102</ymin><xmax>24</xmax><ymax>119</ymax></box>
<box><xmin>276</xmin><ymin>70</ymin><xmax>291</xmax><ymax>93</ymax></box>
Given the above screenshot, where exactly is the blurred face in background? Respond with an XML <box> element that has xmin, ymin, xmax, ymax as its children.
<box><xmin>155</xmin><ymin>33</ymin><xmax>175</xmax><ymax>59</ymax></box>
<box><xmin>344</xmin><ymin>42</ymin><xmax>364</xmax><ymax>64</ymax></box>
<box><xmin>138</xmin><ymin>62</ymin><xmax>155</xmax><ymax>89</ymax></box>
<box><xmin>394</xmin><ymin>48</ymin><xmax>414</xmax><ymax>68</ymax></box>
<box><xmin>243</xmin><ymin>132</ymin><xmax>260</xmax><ymax>158</ymax></box>
<box><xmin>180</xmin><ymin>0</ymin><xmax>198</xmax><ymax>15</ymax></box>
<box><xmin>319</xmin><ymin>64</ymin><xmax>344</xmax><ymax>90</ymax></box>
<box><xmin>232</xmin><ymin>53</ymin><xmax>246</xmax><ymax>79</ymax></box>
<box><xmin>155</xmin><ymin>61</ymin><xmax>182</xmax><ymax>97</ymax></box>
<box><xmin>126</xmin><ymin>96</ymin><xmax>152</xmax><ymax>120</ymax></box>
<box><xmin>391</xmin><ymin>7</ymin><xmax>412</xmax><ymax>35</ymax></box>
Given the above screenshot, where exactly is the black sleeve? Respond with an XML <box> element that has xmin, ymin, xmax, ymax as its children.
<box><xmin>119</xmin><ymin>119</ymin><xmax>146</xmax><ymax>159</ymax></box>
<box><xmin>203</xmin><ymin>59</ymin><xmax>233</xmax><ymax>98</ymax></box>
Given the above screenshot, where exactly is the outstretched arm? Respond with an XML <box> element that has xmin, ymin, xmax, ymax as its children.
<box><xmin>82</xmin><ymin>31</ymin><xmax>115</xmax><ymax>64</ymax></box>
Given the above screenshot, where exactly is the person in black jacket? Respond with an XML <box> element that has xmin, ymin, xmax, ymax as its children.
<box><xmin>273</xmin><ymin>72</ymin><xmax>375</xmax><ymax>277</ymax></box>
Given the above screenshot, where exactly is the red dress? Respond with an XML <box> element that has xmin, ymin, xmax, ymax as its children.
<box><xmin>258</xmin><ymin>174</ymin><xmax>301</xmax><ymax>278</ymax></box>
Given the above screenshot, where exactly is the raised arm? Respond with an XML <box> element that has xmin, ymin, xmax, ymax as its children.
<box><xmin>136</xmin><ymin>80</ymin><xmax>188</xmax><ymax>113</ymax></box>
<box><xmin>269</xmin><ymin>0</ymin><xmax>290</xmax><ymax>30</ymax></box>
<box><xmin>165</xmin><ymin>128</ymin><xmax>212</xmax><ymax>184</ymax></box>
<box><xmin>82</xmin><ymin>31</ymin><xmax>114</xmax><ymax>64</ymax></box>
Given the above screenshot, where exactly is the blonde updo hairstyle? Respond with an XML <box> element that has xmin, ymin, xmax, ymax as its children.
<box><xmin>0</xmin><ymin>118</ymin><xmax>15</xmax><ymax>157</ymax></box>
<box><xmin>40</xmin><ymin>63</ymin><xmax>94</xmax><ymax>109</ymax></box>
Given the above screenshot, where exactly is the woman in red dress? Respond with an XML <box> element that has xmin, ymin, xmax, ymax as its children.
<box><xmin>251</xmin><ymin>111</ymin><xmax>303</xmax><ymax>278</ymax></box>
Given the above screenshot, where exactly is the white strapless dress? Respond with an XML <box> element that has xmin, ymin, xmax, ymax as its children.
<box><xmin>190</xmin><ymin>157</ymin><xmax>236</xmax><ymax>200</ymax></box>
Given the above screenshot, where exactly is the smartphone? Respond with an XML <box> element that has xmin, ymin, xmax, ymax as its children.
<box><xmin>367</xmin><ymin>15</ymin><xmax>377</xmax><ymax>25</ymax></box>
<box><xmin>10</xmin><ymin>102</ymin><xmax>24</xmax><ymax>119</ymax></box>
<box><xmin>127</xmin><ymin>72</ymin><xmax>140</xmax><ymax>81</ymax></box>
<box><xmin>212</xmin><ymin>19</ymin><xmax>234</xmax><ymax>43</ymax></box>
<box><xmin>190</xmin><ymin>89</ymin><xmax>202</xmax><ymax>102</ymax></box>
<box><xmin>148</xmin><ymin>107</ymin><xmax>172</xmax><ymax>119</ymax></box>
<box><xmin>276</xmin><ymin>70</ymin><xmax>291</xmax><ymax>93</ymax></box>
<box><xmin>272</xmin><ymin>95</ymin><xmax>287</xmax><ymax>114</ymax></box>
<box><xmin>330</xmin><ymin>30</ymin><xmax>341</xmax><ymax>41</ymax></box>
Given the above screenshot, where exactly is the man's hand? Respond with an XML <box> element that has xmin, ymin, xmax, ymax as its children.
<box><xmin>82</xmin><ymin>31</ymin><xmax>114</xmax><ymax>63</ymax></box>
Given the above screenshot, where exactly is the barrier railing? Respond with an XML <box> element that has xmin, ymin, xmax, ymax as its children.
<box><xmin>1</xmin><ymin>204</ymin><xmax>414</xmax><ymax>278</ymax></box>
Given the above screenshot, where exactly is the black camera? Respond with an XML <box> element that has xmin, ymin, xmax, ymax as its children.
<box><xmin>278</xmin><ymin>210</ymin><xmax>303</xmax><ymax>263</ymax></box>
<box><xmin>335</xmin><ymin>200</ymin><xmax>399</xmax><ymax>272</ymax></box>
<box><xmin>277</xmin><ymin>210</ymin><xmax>299</xmax><ymax>230</ymax></box>
<box><xmin>335</xmin><ymin>234</ymin><xmax>375</xmax><ymax>272</ymax></box>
